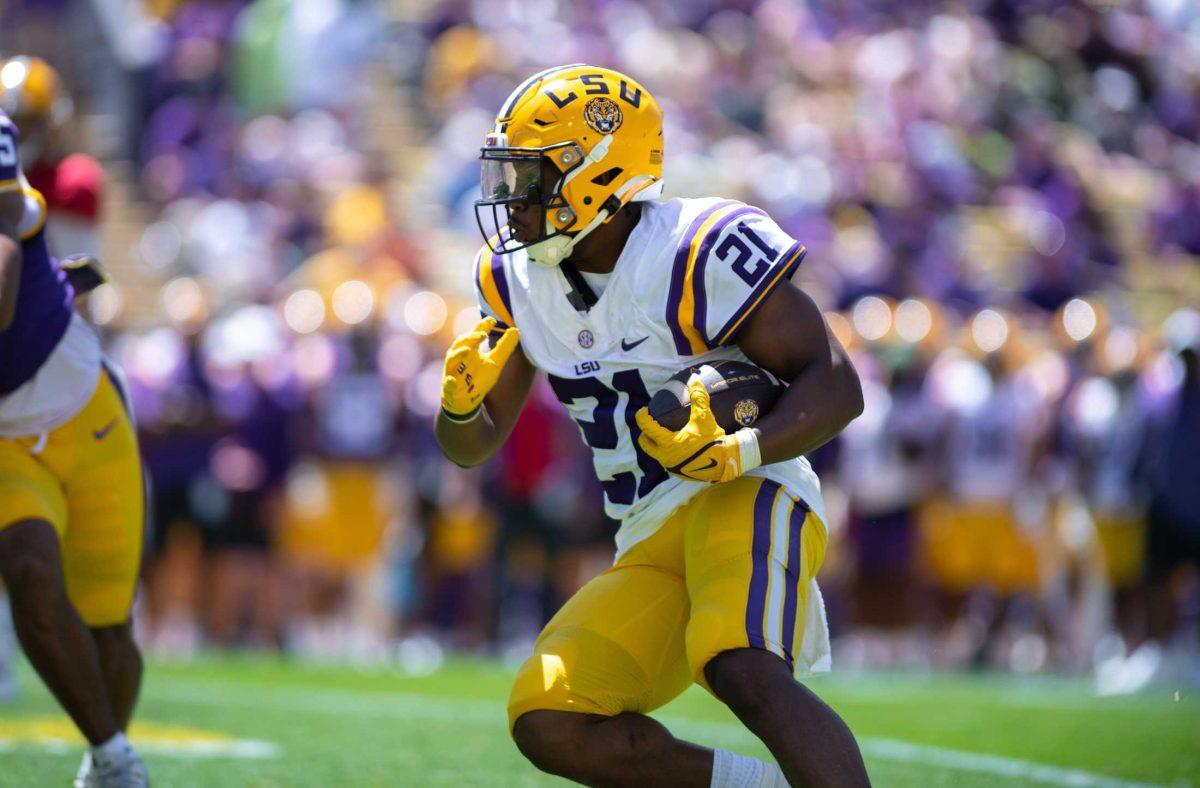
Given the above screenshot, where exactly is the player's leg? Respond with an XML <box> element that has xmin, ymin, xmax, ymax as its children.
<box><xmin>686</xmin><ymin>477</ymin><xmax>870</xmax><ymax>787</ymax></box>
<box><xmin>513</xmin><ymin>711</ymin><xmax>713</xmax><ymax>786</ymax></box>
<box><xmin>59</xmin><ymin>367</ymin><xmax>149</xmax><ymax>786</ymax></box>
<box><xmin>1095</xmin><ymin>512</ymin><xmax>1148</xmax><ymax>648</ymax></box>
<box><xmin>0</xmin><ymin>423</ymin><xmax>127</xmax><ymax>745</ymax></box>
<box><xmin>508</xmin><ymin>522</ymin><xmax>715</xmax><ymax>785</ymax></box>
<box><xmin>64</xmin><ymin>365</ymin><xmax>146</xmax><ymax>730</ymax></box>
<box><xmin>0</xmin><ymin>518</ymin><xmax>120</xmax><ymax>743</ymax></box>
<box><xmin>705</xmin><ymin>649</ymin><xmax>868</xmax><ymax>786</ymax></box>
<box><xmin>90</xmin><ymin>623</ymin><xmax>142</xmax><ymax>730</ymax></box>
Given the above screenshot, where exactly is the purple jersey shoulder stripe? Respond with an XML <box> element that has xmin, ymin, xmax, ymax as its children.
<box><xmin>489</xmin><ymin>249</ymin><xmax>513</xmax><ymax>319</ymax></box>
<box><xmin>691</xmin><ymin>206</ymin><xmax>768</xmax><ymax>349</ymax></box>
<box><xmin>713</xmin><ymin>241</ymin><xmax>806</xmax><ymax>347</ymax></box>
<box><xmin>779</xmin><ymin>498</ymin><xmax>810</xmax><ymax>670</ymax></box>
<box><xmin>665</xmin><ymin>201</ymin><xmax>738</xmax><ymax>355</ymax></box>
<box><xmin>473</xmin><ymin>249</ymin><xmax>511</xmax><ymax>329</ymax></box>
<box><xmin>745</xmin><ymin>479</ymin><xmax>781</xmax><ymax>652</ymax></box>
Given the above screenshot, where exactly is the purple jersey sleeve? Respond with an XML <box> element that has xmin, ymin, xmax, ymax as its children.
<box><xmin>666</xmin><ymin>203</ymin><xmax>808</xmax><ymax>355</ymax></box>
<box><xmin>699</xmin><ymin>210</ymin><xmax>807</xmax><ymax>347</ymax></box>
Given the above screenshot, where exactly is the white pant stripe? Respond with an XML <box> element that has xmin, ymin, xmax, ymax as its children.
<box><xmin>763</xmin><ymin>493</ymin><xmax>794</xmax><ymax>658</ymax></box>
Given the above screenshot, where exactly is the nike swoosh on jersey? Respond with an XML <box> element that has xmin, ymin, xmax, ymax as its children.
<box><xmin>620</xmin><ymin>336</ymin><xmax>650</xmax><ymax>351</ymax></box>
<box><xmin>93</xmin><ymin>418</ymin><xmax>118</xmax><ymax>441</ymax></box>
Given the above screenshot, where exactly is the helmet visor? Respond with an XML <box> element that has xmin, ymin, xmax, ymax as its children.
<box><xmin>479</xmin><ymin>154</ymin><xmax>544</xmax><ymax>204</ymax></box>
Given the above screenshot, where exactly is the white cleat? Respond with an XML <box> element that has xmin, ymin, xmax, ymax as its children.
<box><xmin>75</xmin><ymin>747</ymin><xmax>150</xmax><ymax>787</ymax></box>
<box><xmin>74</xmin><ymin>753</ymin><xmax>96</xmax><ymax>788</ymax></box>
<box><xmin>1095</xmin><ymin>640</ymin><xmax>1163</xmax><ymax>696</ymax></box>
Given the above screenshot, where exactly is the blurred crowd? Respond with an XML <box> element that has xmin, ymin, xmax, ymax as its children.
<box><xmin>2</xmin><ymin>0</ymin><xmax>1198</xmax><ymax>686</ymax></box>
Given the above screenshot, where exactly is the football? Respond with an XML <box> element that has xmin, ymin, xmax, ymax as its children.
<box><xmin>647</xmin><ymin>359</ymin><xmax>785</xmax><ymax>432</ymax></box>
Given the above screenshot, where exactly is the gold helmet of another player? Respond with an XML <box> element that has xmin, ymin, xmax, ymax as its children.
<box><xmin>0</xmin><ymin>56</ymin><xmax>72</xmax><ymax>164</ymax></box>
<box><xmin>476</xmin><ymin>65</ymin><xmax>664</xmax><ymax>267</ymax></box>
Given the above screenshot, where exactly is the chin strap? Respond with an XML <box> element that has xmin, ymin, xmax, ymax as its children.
<box><xmin>527</xmin><ymin>173</ymin><xmax>659</xmax><ymax>267</ymax></box>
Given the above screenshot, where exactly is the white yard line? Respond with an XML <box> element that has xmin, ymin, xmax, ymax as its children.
<box><xmin>861</xmin><ymin>738</ymin><xmax>1166</xmax><ymax>788</ymax></box>
<box><xmin>135</xmin><ymin>739</ymin><xmax>280</xmax><ymax>759</ymax></box>
<box><xmin>805</xmin><ymin>675</ymin><xmax>1172</xmax><ymax>713</ymax></box>
<box><xmin>0</xmin><ymin>736</ymin><xmax>280</xmax><ymax>760</ymax></box>
<box><xmin>146</xmin><ymin>679</ymin><xmax>1170</xmax><ymax>786</ymax></box>
<box><xmin>655</xmin><ymin>717</ymin><xmax>1169</xmax><ymax>788</ymax></box>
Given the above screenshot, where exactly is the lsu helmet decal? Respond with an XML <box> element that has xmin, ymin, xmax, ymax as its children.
<box><xmin>475</xmin><ymin>65</ymin><xmax>664</xmax><ymax>267</ymax></box>
<box><xmin>583</xmin><ymin>97</ymin><xmax>623</xmax><ymax>134</ymax></box>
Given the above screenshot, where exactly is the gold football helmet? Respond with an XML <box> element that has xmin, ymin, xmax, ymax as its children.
<box><xmin>0</xmin><ymin>56</ymin><xmax>71</xmax><ymax>165</ymax></box>
<box><xmin>476</xmin><ymin>64</ymin><xmax>664</xmax><ymax>267</ymax></box>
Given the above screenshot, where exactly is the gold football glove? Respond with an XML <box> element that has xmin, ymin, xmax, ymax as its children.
<box><xmin>441</xmin><ymin>316</ymin><xmax>520</xmax><ymax>421</ymax></box>
<box><xmin>635</xmin><ymin>380</ymin><xmax>762</xmax><ymax>484</ymax></box>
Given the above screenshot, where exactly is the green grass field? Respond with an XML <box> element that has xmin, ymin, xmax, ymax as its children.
<box><xmin>0</xmin><ymin>654</ymin><xmax>1196</xmax><ymax>786</ymax></box>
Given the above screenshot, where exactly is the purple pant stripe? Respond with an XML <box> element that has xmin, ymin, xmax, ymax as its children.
<box><xmin>780</xmin><ymin>499</ymin><xmax>809</xmax><ymax>669</ymax></box>
<box><xmin>745</xmin><ymin>479</ymin><xmax>781</xmax><ymax>651</ymax></box>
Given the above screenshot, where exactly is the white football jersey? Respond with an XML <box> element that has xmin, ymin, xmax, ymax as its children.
<box><xmin>944</xmin><ymin>378</ymin><xmax>1044</xmax><ymax>502</ymax></box>
<box><xmin>474</xmin><ymin>197</ymin><xmax>827</xmax><ymax>557</ymax></box>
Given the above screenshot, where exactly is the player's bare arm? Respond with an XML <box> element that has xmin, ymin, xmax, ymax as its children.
<box><xmin>435</xmin><ymin>318</ymin><xmax>536</xmax><ymax>467</ymax></box>
<box><xmin>736</xmin><ymin>280</ymin><xmax>864</xmax><ymax>464</ymax></box>
<box><xmin>0</xmin><ymin>189</ymin><xmax>23</xmax><ymax>331</ymax></box>
<box><xmin>636</xmin><ymin>280</ymin><xmax>863</xmax><ymax>487</ymax></box>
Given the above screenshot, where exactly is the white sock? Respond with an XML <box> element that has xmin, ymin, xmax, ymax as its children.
<box><xmin>710</xmin><ymin>749</ymin><xmax>789</xmax><ymax>787</ymax></box>
<box><xmin>91</xmin><ymin>732</ymin><xmax>133</xmax><ymax>768</ymax></box>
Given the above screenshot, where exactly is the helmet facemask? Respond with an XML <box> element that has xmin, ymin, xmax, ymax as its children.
<box><xmin>475</xmin><ymin>137</ymin><xmax>586</xmax><ymax>267</ymax></box>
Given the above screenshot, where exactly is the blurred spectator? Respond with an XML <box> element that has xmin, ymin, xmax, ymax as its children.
<box><xmin>1141</xmin><ymin>318</ymin><xmax>1200</xmax><ymax>646</ymax></box>
<box><xmin>837</xmin><ymin>344</ymin><xmax>939</xmax><ymax>664</ymax></box>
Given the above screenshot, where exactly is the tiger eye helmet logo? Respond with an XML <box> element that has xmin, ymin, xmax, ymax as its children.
<box><xmin>734</xmin><ymin>399</ymin><xmax>760</xmax><ymax>427</ymax></box>
<box><xmin>583</xmin><ymin>96</ymin><xmax>623</xmax><ymax>134</ymax></box>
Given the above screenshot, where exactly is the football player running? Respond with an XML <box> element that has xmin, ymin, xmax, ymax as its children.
<box><xmin>0</xmin><ymin>107</ymin><xmax>148</xmax><ymax>786</ymax></box>
<box><xmin>436</xmin><ymin>66</ymin><xmax>869</xmax><ymax>787</ymax></box>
